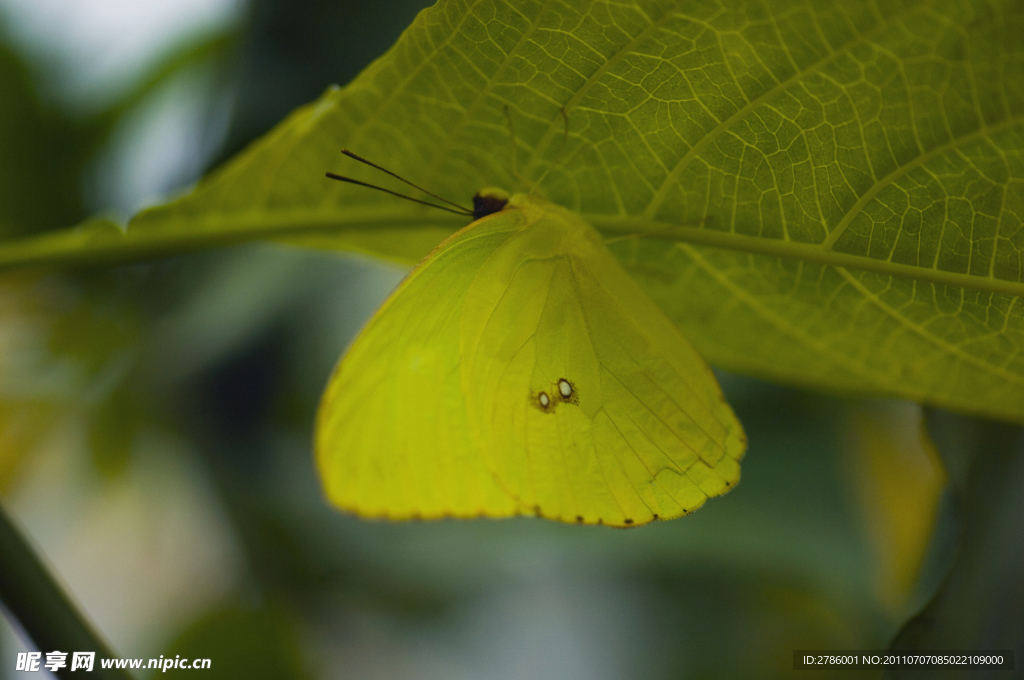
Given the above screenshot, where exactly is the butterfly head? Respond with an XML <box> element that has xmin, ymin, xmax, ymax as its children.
<box><xmin>471</xmin><ymin>188</ymin><xmax>510</xmax><ymax>220</ymax></box>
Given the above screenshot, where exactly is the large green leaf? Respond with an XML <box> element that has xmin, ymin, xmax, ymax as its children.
<box><xmin>2</xmin><ymin>0</ymin><xmax>1023</xmax><ymax>421</ymax></box>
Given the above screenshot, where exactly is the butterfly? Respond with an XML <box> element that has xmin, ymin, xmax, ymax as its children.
<box><xmin>315</xmin><ymin>151</ymin><xmax>745</xmax><ymax>527</ymax></box>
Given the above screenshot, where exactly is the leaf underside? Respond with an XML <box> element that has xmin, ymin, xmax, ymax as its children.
<box><xmin>4</xmin><ymin>0</ymin><xmax>1024</xmax><ymax>421</ymax></box>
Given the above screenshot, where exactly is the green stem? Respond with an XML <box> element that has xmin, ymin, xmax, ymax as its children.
<box><xmin>0</xmin><ymin>212</ymin><xmax>462</xmax><ymax>272</ymax></box>
<box><xmin>0</xmin><ymin>502</ymin><xmax>134</xmax><ymax>680</ymax></box>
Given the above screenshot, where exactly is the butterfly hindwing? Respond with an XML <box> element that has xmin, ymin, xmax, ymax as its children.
<box><xmin>460</xmin><ymin>198</ymin><xmax>745</xmax><ymax>527</ymax></box>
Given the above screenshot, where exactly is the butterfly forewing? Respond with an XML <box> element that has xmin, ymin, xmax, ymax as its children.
<box><xmin>316</xmin><ymin>220</ymin><xmax>523</xmax><ymax>519</ymax></box>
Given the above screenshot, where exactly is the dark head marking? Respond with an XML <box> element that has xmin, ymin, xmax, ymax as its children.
<box><xmin>652</xmin><ymin>513</ymin><xmax>659</xmax><ymax>520</ymax></box>
<box><xmin>576</xmin><ymin>515</ymin><xmax>584</xmax><ymax>523</ymax></box>
<box><xmin>533</xmin><ymin>504</ymin><xmax>542</xmax><ymax>516</ymax></box>
<box><xmin>472</xmin><ymin>191</ymin><xmax>509</xmax><ymax>219</ymax></box>
<box><xmin>624</xmin><ymin>518</ymin><xmax>634</xmax><ymax>525</ymax></box>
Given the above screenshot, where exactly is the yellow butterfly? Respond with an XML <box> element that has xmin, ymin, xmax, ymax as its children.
<box><xmin>316</xmin><ymin>154</ymin><xmax>745</xmax><ymax>527</ymax></box>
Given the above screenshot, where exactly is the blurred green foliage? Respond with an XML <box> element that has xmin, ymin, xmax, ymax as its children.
<box><xmin>0</xmin><ymin>42</ymin><xmax>91</xmax><ymax>237</ymax></box>
<box><xmin>157</xmin><ymin>604</ymin><xmax>309</xmax><ymax>680</ymax></box>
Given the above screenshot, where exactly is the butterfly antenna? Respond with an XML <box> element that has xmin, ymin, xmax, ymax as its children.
<box><xmin>529</xmin><ymin>107</ymin><xmax>569</xmax><ymax>196</ymax></box>
<box><xmin>325</xmin><ymin>173</ymin><xmax>473</xmax><ymax>216</ymax></box>
<box><xmin>338</xmin><ymin>149</ymin><xmax>473</xmax><ymax>214</ymax></box>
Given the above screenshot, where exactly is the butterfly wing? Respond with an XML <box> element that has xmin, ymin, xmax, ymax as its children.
<box><xmin>460</xmin><ymin>198</ymin><xmax>745</xmax><ymax>527</ymax></box>
<box><xmin>316</xmin><ymin>216</ymin><xmax>525</xmax><ymax>519</ymax></box>
<box><xmin>317</xmin><ymin>195</ymin><xmax>745</xmax><ymax>526</ymax></box>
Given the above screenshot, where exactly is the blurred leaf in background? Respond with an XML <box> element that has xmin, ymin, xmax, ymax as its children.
<box><xmin>844</xmin><ymin>402</ymin><xmax>946</xmax><ymax>617</ymax></box>
<box><xmin>0</xmin><ymin>0</ymin><xmax>245</xmax><ymax>493</ymax></box>
<box><xmin>157</xmin><ymin>604</ymin><xmax>310</xmax><ymax>680</ymax></box>
<box><xmin>0</xmin><ymin>274</ymin><xmax>64</xmax><ymax>488</ymax></box>
<box><xmin>884</xmin><ymin>415</ymin><xmax>1024</xmax><ymax>680</ymax></box>
<box><xmin>0</xmin><ymin>43</ymin><xmax>89</xmax><ymax>238</ymax></box>
<box><xmin>0</xmin><ymin>270</ymin><xmax>143</xmax><ymax>487</ymax></box>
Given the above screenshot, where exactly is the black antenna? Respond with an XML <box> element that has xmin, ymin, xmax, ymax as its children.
<box><xmin>332</xmin><ymin>149</ymin><xmax>474</xmax><ymax>215</ymax></box>
<box><xmin>325</xmin><ymin>173</ymin><xmax>473</xmax><ymax>216</ymax></box>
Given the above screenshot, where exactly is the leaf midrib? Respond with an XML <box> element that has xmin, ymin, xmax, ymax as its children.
<box><xmin>3</xmin><ymin>192</ymin><xmax>1023</xmax><ymax>298</ymax></box>
<box><xmin>590</xmin><ymin>213</ymin><xmax>1024</xmax><ymax>298</ymax></box>
<box><xmin>0</xmin><ymin>209</ymin><xmax>465</xmax><ymax>271</ymax></box>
